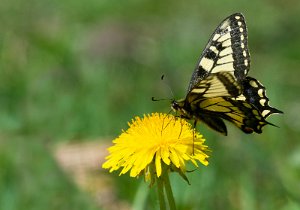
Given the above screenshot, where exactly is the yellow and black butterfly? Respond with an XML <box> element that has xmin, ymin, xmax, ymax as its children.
<box><xmin>171</xmin><ymin>13</ymin><xmax>283</xmax><ymax>135</ymax></box>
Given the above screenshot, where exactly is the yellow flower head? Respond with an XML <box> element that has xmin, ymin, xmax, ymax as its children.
<box><xmin>102</xmin><ymin>113</ymin><xmax>209</xmax><ymax>180</ymax></box>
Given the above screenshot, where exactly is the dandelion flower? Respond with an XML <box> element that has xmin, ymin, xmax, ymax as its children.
<box><xmin>102</xmin><ymin>113</ymin><xmax>209</xmax><ymax>180</ymax></box>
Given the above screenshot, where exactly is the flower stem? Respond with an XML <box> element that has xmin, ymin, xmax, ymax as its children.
<box><xmin>157</xmin><ymin>175</ymin><xmax>166</xmax><ymax>210</ymax></box>
<box><xmin>163</xmin><ymin>169</ymin><xmax>177</xmax><ymax>210</ymax></box>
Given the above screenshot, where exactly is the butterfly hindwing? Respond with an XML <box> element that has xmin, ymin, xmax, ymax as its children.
<box><xmin>188</xmin><ymin>13</ymin><xmax>250</xmax><ymax>92</ymax></box>
<box><xmin>241</xmin><ymin>77</ymin><xmax>283</xmax><ymax>118</ymax></box>
<box><xmin>192</xmin><ymin>97</ymin><xmax>269</xmax><ymax>134</ymax></box>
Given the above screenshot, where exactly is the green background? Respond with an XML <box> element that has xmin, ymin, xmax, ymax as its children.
<box><xmin>0</xmin><ymin>0</ymin><xmax>299</xmax><ymax>209</ymax></box>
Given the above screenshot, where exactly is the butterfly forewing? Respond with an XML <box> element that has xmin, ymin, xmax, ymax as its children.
<box><xmin>188</xmin><ymin>13</ymin><xmax>250</xmax><ymax>92</ymax></box>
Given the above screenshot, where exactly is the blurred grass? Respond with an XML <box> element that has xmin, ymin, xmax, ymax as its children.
<box><xmin>0</xmin><ymin>0</ymin><xmax>300</xmax><ymax>209</ymax></box>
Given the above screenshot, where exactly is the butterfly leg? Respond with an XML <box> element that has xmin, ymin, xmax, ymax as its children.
<box><xmin>177</xmin><ymin>114</ymin><xmax>193</xmax><ymax>139</ymax></box>
<box><xmin>173</xmin><ymin>114</ymin><xmax>184</xmax><ymax>139</ymax></box>
<box><xmin>192</xmin><ymin>120</ymin><xmax>198</xmax><ymax>155</ymax></box>
<box><xmin>161</xmin><ymin>113</ymin><xmax>174</xmax><ymax>136</ymax></box>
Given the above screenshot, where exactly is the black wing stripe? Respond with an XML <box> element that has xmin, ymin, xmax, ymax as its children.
<box><xmin>230</xmin><ymin>14</ymin><xmax>250</xmax><ymax>81</ymax></box>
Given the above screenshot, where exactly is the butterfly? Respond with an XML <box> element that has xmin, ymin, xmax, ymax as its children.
<box><xmin>171</xmin><ymin>13</ymin><xmax>283</xmax><ymax>135</ymax></box>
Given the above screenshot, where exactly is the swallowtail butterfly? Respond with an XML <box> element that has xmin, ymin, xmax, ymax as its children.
<box><xmin>171</xmin><ymin>13</ymin><xmax>283</xmax><ymax>135</ymax></box>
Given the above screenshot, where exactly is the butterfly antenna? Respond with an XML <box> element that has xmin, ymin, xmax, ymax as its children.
<box><xmin>151</xmin><ymin>97</ymin><xmax>172</xmax><ymax>102</ymax></box>
<box><xmin>151</xmin><ymin>74</ymin><xmax>175</xmax><ymax>102</ymax></box>
<box><xmin>160</xmin><ymin>74</ymin><xmax>175</xmax><ymax>99</ymax></box>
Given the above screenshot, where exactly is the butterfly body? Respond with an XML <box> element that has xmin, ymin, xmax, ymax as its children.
<box><xmin>172</xmin><ymin>13</ymin><xmax>283</xmax><ymax>135</ymax></box>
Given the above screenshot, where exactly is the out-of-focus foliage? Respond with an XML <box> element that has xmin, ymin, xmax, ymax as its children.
<box><xmin>0</xmin><ymin>0</ymin><xmax>299</xmax><ymax>209</ymax></box>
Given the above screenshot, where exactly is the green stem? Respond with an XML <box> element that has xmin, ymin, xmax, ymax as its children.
<box><xmin>157</xmin><ymin>175</ymin><xmax>166</xmax><ymax>210</ymax></box>
<box><xmin>162</xmin><ymin>169</ymin><xmax>176</xmax><ymax>210</ymax></box>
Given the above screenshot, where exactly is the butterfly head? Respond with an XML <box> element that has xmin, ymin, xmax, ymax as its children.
<box><xmin>171</xmin><ymin>100</ymin><xmax>180</xmax><ymax>112</ymax></box>
<box><xmin>171</xmin><ymin>99</ymin><xmax>191</xmax><ymax>119</ymax></box>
